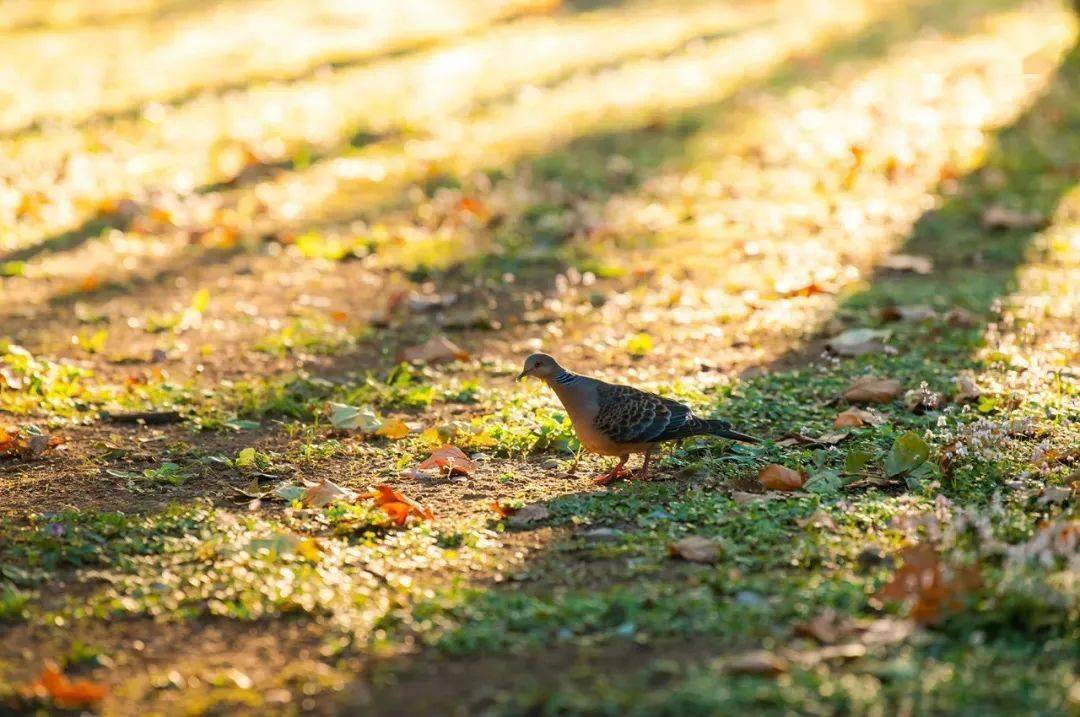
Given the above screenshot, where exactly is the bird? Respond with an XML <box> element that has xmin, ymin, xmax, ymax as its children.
<box><xmin>517</xmin><ymin>353</ymin><xmax>758</xmax><ymax>484</ymax></box>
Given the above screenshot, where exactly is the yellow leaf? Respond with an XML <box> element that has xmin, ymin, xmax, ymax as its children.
<box><xmin>376</xmin><ymin>418</ymin><xmax>410</xmax><ymax>440</ymax></box>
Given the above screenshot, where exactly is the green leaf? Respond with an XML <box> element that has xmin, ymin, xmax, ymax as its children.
<box><xmin>843</xmin><ymin>449</ymin><xmax>873</xmax><ymax>474</ymax></box>
<box><xmin>804</xmin><ymin>469</ymin><xmax>845</xmax><ymax>494</ymax></box>
<box><xmin>329</xmin><ymin>402</ymin><xmax>381</xmax><ymax>432</ymax></box>
<box><xmin>273</xmin><ymin>483</ymin><xmax>305</xmax><ymax>502</ymax></box>
<box><xmin>884</xmin><ymin>431</ymin><xmax>930</xmax><ymax>478</ymax></box>
<box><xmin>224</xmin><ymin>419</ymin><xmax>261</xmax><ymax>431</ymax></box>
<box><xmin>235</xmin><ymin>447</ymin><xmax>257</xmax><ymax>468</ymax></box>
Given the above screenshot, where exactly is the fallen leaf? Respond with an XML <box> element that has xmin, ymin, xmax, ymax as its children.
<box><xmin>301</xmin><ymin>479</ymin><xmax>358</xmax><ymax>508</ymax></box>
<box><xmin>843</xmin><ymin>376</ymin><xmax>902</xmax><ymax>404</ymax></box>
<box><xmin>776</xmin><ymin>432</ymin><xmax>850</xmax><ymax>448</ymax></box>
<box><xmin>834</xmin><ymin>407</ymin><xmax>886</xmax><ymax>428</ymax></box>
<box><xmin>826</xmin><ymin>328</ymin><xmax>889</xmax><ymax>357</ymax></box>
<box><xmin>418</xmin><ymin>445</ymin><xmax>478</xmax><ymax>476</ymax></box>
<box><xmin>375</xmin><ymin>418</ymin><xmax>410</xmax><ymax>440</ymax></box>
<box><xmin>369</xmin><ymin>484</ymin><xmax>434</xmax><ymax>523</ymax></box>
<box><xmin>758</xmin><ymin>464</ymin><xmax>804</xmax><ymax>491</ymax></box>
<box><xmin>980</xmin><ymin>204</ymin><xmax>1045</xmax><ymax>231</ymax></box>
<box><xmin>884</xmin><ymin>431</ymin><xmax>931</xmax><ymax>478</ymax></box>
<box><xmin>20</xmin><ymin>662</ymin><xmax>107</xmax><ymax>709</ymax></box>
<box><xmin>507</xmin><ymin>503</ymin><xmax>550</xmax><ymax>527</ymax></box>
<box><xmin>874</xmin><ymin>544</ymin><xmax>981</xmax><ymax>625</ymax></box>
<box><xmin>944</xmin><ymin>307</ymin><xmax>978</xmax><ymax>328</ymax></box>
<box><xmin>724</xmin><ymin>650</ymin><xmax>788</xmax><ymax>676</ymax></box>
<box><xmin>879</xmin><ymin>304</ymin><xmax>936</xmax><ymax>323</ymax></box>
<box><xmin>794</xmin><ymin>609</ymin><xmax>854</xmax><ymax>644</ymax></box>
<box><xmin>328</xmin><ymin>403</ymin><xmax>381</xmax><ymax>432</ymax></box>
<box><xmin>951</xmin><ymin>375</ymin><xmax>982</xmax><ymax>404</ymax></box>
<box><xmin>400</xmin><ymin>335</ymin><xmax>469</xmax><ymax>364</ymax></box>
<box><xmin>880</xmin><ymin>253</ymin><xmax>933</xmax><ymax>274</ymax></box>
<box><xmin>667</xmin><ymin>536</ymin><xmax>723</xmax><ymax>563</ymax></box>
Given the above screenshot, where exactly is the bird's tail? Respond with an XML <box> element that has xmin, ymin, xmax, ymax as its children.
<box><xmin>704</xmin><ymin>419</ymin><xmax>759</xmax><ymax>444</ymax></box>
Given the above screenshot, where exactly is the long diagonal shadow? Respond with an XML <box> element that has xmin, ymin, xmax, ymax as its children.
<box><xmin>4</xmin><ymin>0</ymin><xmax>989</xmax><ymax>343</ymax></box>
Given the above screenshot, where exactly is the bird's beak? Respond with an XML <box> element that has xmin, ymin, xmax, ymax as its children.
<box><xmin>516</xmin><ymin>369</ymin><xmax>529</xmax><ymax>382</ymax></box>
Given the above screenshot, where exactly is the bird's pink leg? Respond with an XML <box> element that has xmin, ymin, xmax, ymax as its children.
<box><xmin>594</xmin><ymin>455</ymin><xmax>630</xmax><ymax>485</ymax></box>
<box><xmin>636</xmin><ymin>447</ymin><xmax>655</xmax><ymax>480</ymax></box>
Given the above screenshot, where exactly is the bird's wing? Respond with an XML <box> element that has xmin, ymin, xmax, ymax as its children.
<box><xmin>593</xmin><ymin>381</ymin><xmax>694</xmax><ymax>444</ymax></box>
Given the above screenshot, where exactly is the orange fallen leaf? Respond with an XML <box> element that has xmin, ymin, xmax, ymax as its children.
<box><xmin>874</xmin><ymin>544</ymin><xmax>982</xmax><ymax>625</ymax></box>
<box><xmin>370</xmin><ymin>484</ymin><xmax>434</xmax><ymax>523</ymax></box>
<box><xmin>758</xmin><ymin>464</ymin><xmax>804</xmax><ymax>491</ymax></box>
<box><xmin>490</xmin><ymin>501</ymin><xmax>517</xmax><ymax>518</ymax></box>
<box><xmin>21</xmin><ymin>662</ymin><xmax>107</xmax><ymax>709</ymax></box>
<box><xmin>842</xmin><ymin>376</ymin><xmax>901</xmax><ymax>404</ymax></box>
<box><xmin>418</xmin><ymin>445</ymin><xmax>477</xmax><ymax>476</ymax></box>
<box><xmin>78</xmin><ymin>274</ymin><xmax>101</xmax><ymax>293</ymax></box>
<box><xmin>329</xmin><ymin>310</ymin><xmax>349</xmax><ymax>324</ymax></box>
<box><xmin>834</xmin><ymin>407</ymin><xmax>886</xmax><ymax>428</ymax></box>
<box><xmin>400</xmin><ymin>335</ymin><xmax>469</xmax><ymax>364</ymax></box>
<box><xmin>456</xmin><ymin>196</ymin><xmax>488</xmax><ymax>218</ymax></box>
<box><xmin>380</xmin><ymin>501</ymin><xmax>412</xmax><ymax>526</ymax></box>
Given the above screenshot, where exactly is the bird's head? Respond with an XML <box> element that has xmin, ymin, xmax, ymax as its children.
<box><xmin>516</xmin><ymin>353</ymin><xmax>563</xmax><ymax>382</ymax></box>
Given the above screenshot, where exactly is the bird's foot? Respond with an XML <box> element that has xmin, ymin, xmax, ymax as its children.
<box><xmin>593</xmin><ymin>465</ymin><xmax>630</xmax><ymax>486</ymax></box>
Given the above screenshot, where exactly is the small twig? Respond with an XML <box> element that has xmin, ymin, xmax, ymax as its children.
<box><xmin>101</xmin><ymin>410</ymin><xmax>182</xmax><ymax>425</ymax></box>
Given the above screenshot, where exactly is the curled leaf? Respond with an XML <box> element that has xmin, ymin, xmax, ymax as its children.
<box><xmin>418</xmin><ymin>445</ymin><xmax>478</xmax><ymax>476</ymax></box>
<box><xmin>301</xmin><ymin>479</ymin><xmax>358</xmax><ymax>508</ymax></box>
<box><xmin>369</xmin><ymin>484</ymin><xmax>434</xmax><ymax>523</ymax></box>
<box><xmin>834</xmin><ymin>407</ymin><xmax>886</xmax><ymax>428</ymax></box>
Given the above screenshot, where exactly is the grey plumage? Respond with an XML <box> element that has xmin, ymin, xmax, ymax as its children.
<box><xmin>594</xmin><ymin>381</ymin><xmax>757</xmax><ymax>445</ymax></box>
<box><xmin>517</xmin><ymin>353</ymin><xmax>757</xmax><ymax>483</ymax></box>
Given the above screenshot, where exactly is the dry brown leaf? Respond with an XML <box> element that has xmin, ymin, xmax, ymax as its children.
<box><xmin>944</xmin><ymin>307</ymin><xmax>978</xmax><ymax>328</ymax></box>
<box><xmin>507</xmin><ymin>503</ymin><xmax>550</xmax><ymax>527</ymax></box>
<box><xmin>826</xmin><ymin>328</ymin><xmax>888</xmax><ymax>357</ymax></box>
<box><xmin>667</xmin><ymin>536</ymin><xmax>723</xmax><ymax>563</ymax></box>
<box><xmin>20</xmin><ymin>662</ymin><xmax>107</xmax><ymax>709</ymax></box>
<box><xmin>724</xmin><ymin>650</ymin><xmax>788</xmax><ymax>676</ymax></box>
<box><xmin>879</xmin><ymin>304</ymin><xmax>935</xmax><ymax>322</ymax></box>
<box><xmin>980</xmin><ymin>204</ymin><xmax>1045</xmax><ymax>231</ymax></box>
<box><xmin>418</xmin><ymin>445</ymin><xmax>477</xmax><ymax>476</ymax></box>
<box><xmin>843</xmin><ymin>376</ymin><xmax>902</xmax><ymax>404</ymax></box>
<box><xmin>400</xmin><ymin>335</ymin><xmax>469</xmax><ymax>364</ymax></box>
<box><xmin>758</xmin><ymin>464</ymin><xmax>805</xmax><ymax>491</ymax></box>
<box><xmin>951</xmin><ymin>376</ymin><xmax>982</xmax><ymax>404</ymax></box>
<box><xmin>834</xmin><ymin>407</ymin><xmax>886</xmax><ymax>428</ymax></box>
<box><xmin>300</xmin><ymin>479</ymin><xmax>358</xmax><ymax>508</ymax></box>
<box><xmin>874</xmin><ymin>544</ymin><xmax>982</xmax><ymax>625</ymax></box>
<box><xmin>776</xmin><ymin>432</ymin><xmax>850</xmax><ymax>448</ymax></box>
<box><xmin>880</xmin><ymin>253</ymin><xmax>933</xmax><ymax>274</ymax></box>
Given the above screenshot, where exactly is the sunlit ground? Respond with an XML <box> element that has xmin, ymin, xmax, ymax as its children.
<box><xmin>1</xmin><ymin>0</ymin><xmax>1077</xmax><ymax>714</ymax></box>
